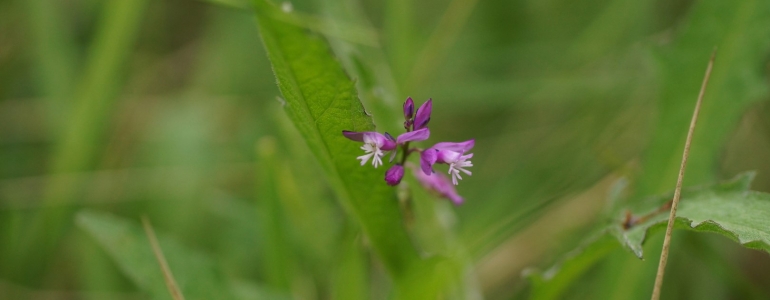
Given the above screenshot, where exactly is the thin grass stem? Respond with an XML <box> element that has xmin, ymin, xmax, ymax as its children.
<box><xmin>142</xmin><ymin>216</ymin><xmax>186</xmax><ymax>300</ymax></box>
<box><xmin>650</xmin><ymin>48</ymin><xmax>716</xmax><ymax>300</ymax></box>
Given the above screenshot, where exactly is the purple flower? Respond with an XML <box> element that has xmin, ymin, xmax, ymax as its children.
<box><xmin>342</xmin><ymin>131</ymin><xmax>397</xmax><ymax>168</ymax></box>
<box><xmin>342</xmin><ymin>128</ymin><xmax>430</xmax><ymax>168</ymax></box>
<box><xmin>385</xmin><ymin>164</ymin><xmax>405</xmax><ymax>186</ymax></box>
<box><xmin>421</xmin><ymin>140</ymin><xmax>474</xmax><ymax>185</ymax></box>
<box><xmin>413</xmin><ymin>99</ymin><xmax>432</xmax><ymax>130</ymax></box>
<box><xmin>410</xmin><ymin>164</ymin><xmax>464</xmax><ymax>204</ymax></box>
<box><xmin>343</xmin><ymin>97</ymin><xmax>475</xmax><ymax>192</ymax></box>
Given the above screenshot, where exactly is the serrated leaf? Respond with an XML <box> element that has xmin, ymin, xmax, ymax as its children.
<box><xmin>76</xmin><ymin>210</ymin><xmax>238</xmax><ymax>300</ymax></box>
<box><xmin>251</xmin><ymin>0</ymin><xmax>419</xmax><ymax>278</ymax></box>
<box><xmin>529</xmin><ymin>173</ymin><xmax>770</xmax><ymax>299</ymax></box>
<box><xmin>617</xmin><ymin>172</ymin><xmax>770</xmax><ymax>258</ymax></box>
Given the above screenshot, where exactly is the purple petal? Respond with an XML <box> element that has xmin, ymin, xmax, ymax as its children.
<box><xmin>344</xmin><ymin>131</ymin><xmax>397</xmax><ymax>150</ymax></box>
<box><xmin>411</xmin><ymin>166</ymin><xmax>464</xmax><ymax>205</ymax></box>
<box><xmin>420</xmin><ymin>149</ymin><xmax>438</xmax><ymax>175</ymax></box>
<box><xmin>396</xmin><ymin>128</ymin><xmax>430</xmax><ymax>144</ymax></box>
<box><xmin>436</xmin><ymin>149</ymin><xmax>462</xmax><ymax>164</ymax></box>
<box><xmin>384</xmin><ymin>164</ymin><xmax>405</xmax><ymax>186</ymax></box>
<box><xmin>413</xmin><ymin>99</ymin><xmax>433</xmax><ymax>130</ymax></box>
<box><xmin>342</xmin><ymin>130</ymin><xmax>365</xmax><ymax>142</ymax></box>
<box><xmin>403</xmin><ymin>97</ymin><xmax>415</xmax><ymax>120</ymax></box>
<box><xmin>380</xmin><ymin>140</ymin><xmax>397</xmax><ymax>151</ymax></box>
<box><xmin>432</xmin><ymin>139</ymin><xmax>475</xmax><ymax>153</ymax></box>
<box><xmin>364</xmin><ymin>132</ymin><xmax>397</xmax><ymax>151</ymax></box>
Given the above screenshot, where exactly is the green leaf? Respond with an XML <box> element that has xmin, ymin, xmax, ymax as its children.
<box><xmin>529</xmin><ymin>173</ymin><xmax>770</xmax><ymax>299</ymax></box>
<box><xmin>255</xmin><ymin>137</ymin><xmax>293</xmax><ymax>290</ymax></box>
<box><xmin>637</xmin><ymin>0</ymin><xmax>770</xmax><ymax>196</ymax></box>
<box><xmin>24</xmin><ymin>0</ymin><xmax>77</xmax><ymax>103</ymax></box>
<box><xmin>11</xmin><ymin>0</ymin><xmax>151</xmax><ymax>282</ymax></box>
<box><xmin>252</xmin><ymin>0</ymin><xmax>419</xmax><ymax>278</ymax></box>
<box><xmin>330</xmin><ymin>228</ymin><xmax>369</xmax><ymax>300</ymax></box>
<box><xmin>76</xmin><ymin>210</ymin><xmax>239</xmax><ymax>300</ymax></box>
<box><xmin>617</xmin><ymin>172</ymin><xmax>770</xmax><ymax>258</ymax></box>
<box><xmin>526</xmin><ymin>234</ymin><xmax>619</xmax><ymax>300</ymax></box>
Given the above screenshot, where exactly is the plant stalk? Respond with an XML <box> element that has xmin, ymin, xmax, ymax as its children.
<box><xmin>650</xmin><ymin>49</ymin><xmax>716</xmax><ymax>300</ymax></box>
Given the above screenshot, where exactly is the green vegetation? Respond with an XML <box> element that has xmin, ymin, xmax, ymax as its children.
<box><xmin>1</xmin><ymin>0</ymin><xmax>769</xmax><ymax>299</ymax></box>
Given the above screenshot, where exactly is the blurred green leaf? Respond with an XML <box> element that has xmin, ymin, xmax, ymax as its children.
<box><xmin>526</xmin><ymin>234</ymin><xmax>618</xmax><ymax>300</ymax></box>
<box><xmin>23</xmin><ymin>0</ymin><xmax>77</xmax><ymax>106</ymax></box>
<box><xmin>230</xmin><ymin>280</ymin><xmax>293</xmax><ymax>300</ymax></box>
<box><xmin>9</xmin><ymin>0</ymin><xmax>150</xmax><ymax>282</ymax></box>
<box><xmin>617</xmin><ymin>172</ymin><xmax>770</xmax><ymax>258</ymax></box>
<box><xmin>195</xmin><ymin>0</ymin><xmax>251</xmax><ymax>10</ymax></box>
<box><xmin>76</xmin><ymin>210</ymin><xmax>241</xmax><ymax>300</ymax></box>
<box><xmin>252</xmin><ymin>0</ymin><xmax>419</xmax><ymax>279</ymax></box>
<box><xmin>318</xmin><ymin>0</ymin><xmax>403</xmax><ymax>131</ymax></box>
<box><xmin>330</xmin><ymin>228</ymin><xmax>369</xmax><ymax>300</ymax></box>
<box><xmin>255</xmin><ymin>137</ymin><xmax>293</xmax><ymax>290</ymax></box>
<box><xmin>637</xmin><ymin>0</ymin><xmax>770</xmax><ymax>196</ymax></box>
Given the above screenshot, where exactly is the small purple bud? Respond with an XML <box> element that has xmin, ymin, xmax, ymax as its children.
<box><xmin>414</xmin><ymin>99</ymin><xmax>433</xmax><ymax>130</ymax></box>
<box><xmin>403</xmin><ymin>97</ymin><xmax>415</xmax><ymax>121</ymax></box>
<box><xmin>385</xmin><ymin>164</ymin><xmax>405</xmax><ymax>186</ymax></box>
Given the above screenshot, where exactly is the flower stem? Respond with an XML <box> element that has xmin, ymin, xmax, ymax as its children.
<box><xmin>399</xmin><ymin>142</ymin><xmax>411</xmax><ymax>165</ymax></box>
<box><xmin>650</xmin><ymin>48</ymin><xmax>715</xmax><ymax>300</ymax></box>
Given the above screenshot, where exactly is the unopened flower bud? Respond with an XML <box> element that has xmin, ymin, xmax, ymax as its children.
<box><xmin>414</xmin><ymin>99</ymin><xmax>433</xmax><ymax>130</ymax></box>
<box><xmin>384</xmin><ymin>164</ymin><xmax>405</xmax><ymax>186</ymax></box>
<box><xmin>403</xmin><ymin>97</ymin><xmax>415</xmax><ymax>121</ymax></box>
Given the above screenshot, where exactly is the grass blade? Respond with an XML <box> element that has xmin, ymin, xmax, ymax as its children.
<box><xmin>142</xmin><ymin>216</ymin><xmax>186</xmax><ymax>300</ymax></box>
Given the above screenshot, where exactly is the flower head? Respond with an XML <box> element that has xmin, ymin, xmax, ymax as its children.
<box><xmin>385</xmin><ymin>164</ymin><xmax>405</xmax><ymax>186</ymax></box>
<box><xmin>410</xmin><ymin>164</ymin><xmax>463</xmax><ymax>204</ymax></box>
<box><xmin>342</xmin><ymin>131</ymin><xmax>397</xmax><ymax>168</ymax></box>
<box><xmin>421</xmin><ymin>140</ymin><xmax>474</xmax><ymax>185</ymax></box>
<box><xmin>342</xmin><ymin>98</ymin><xmax>475</xmax><ymax>201</ymax></box>
<box><xmin>342</xmin><ymin>128</ymin><xmax>430</xmax><ymax>168</ymax></box>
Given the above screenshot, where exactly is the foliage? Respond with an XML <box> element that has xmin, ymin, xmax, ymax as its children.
<box><xmin>252</xmin><ymin>0</ymin><xmax>419</xmax><ymax>278</ymax></box>
<box><xmin>617</xmin><ymin>173</ymin><xmax>770</xmax><ymax>258</ymax></box>
<box><xmin>529</xmin><ymin>173</ymin><xmax>770</xmax><ymax>300</ymax></box>
<box><xmin>1</xmin><ymin>0</ymin><xmax>770</xmax><ymax>298</ymax></box>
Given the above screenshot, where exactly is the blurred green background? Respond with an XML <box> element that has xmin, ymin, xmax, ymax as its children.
<box><xmin>1</xmin><ymin>0</ymin><xmax>770</xmax><ymax>299</ymax></box>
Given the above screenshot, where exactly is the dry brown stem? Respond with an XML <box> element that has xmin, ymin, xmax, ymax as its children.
<box><xmin>650</xmin><ymin>49</ymin><xmax>716</xmax><ymax>300</ymax></box>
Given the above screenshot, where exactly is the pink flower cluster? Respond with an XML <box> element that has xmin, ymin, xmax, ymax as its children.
<box><xmin>342</xmin><ymin>98</ymin><xmax>474</xmax><ymax>204</ymax></box>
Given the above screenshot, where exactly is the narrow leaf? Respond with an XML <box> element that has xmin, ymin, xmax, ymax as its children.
<box><xmin>252</xmin><ymin>0</ymin><xmax>419</xmax><ymax>277</ymax></box>
<box><xmin>77</xmin><ymin>210</ymin><xmax>238</xmax><ymax>300</ymax></box>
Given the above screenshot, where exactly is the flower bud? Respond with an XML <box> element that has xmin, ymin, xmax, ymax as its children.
<box><xmin>403</xmin><ymin>97</ymin><xmax>415</xmax><ymax>121</ymax></box>
<box><xmin>413</xmin><ymin>99</ymin><xmax>432</xmax><ymax>130</ymax></box>
<box><xmin>384</xmin><ymin>164</ymin><xmax>405</xmax><ymax>186</ymax></box>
